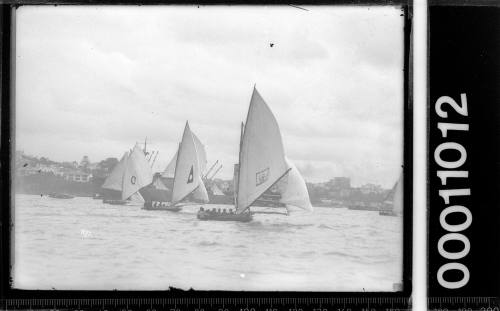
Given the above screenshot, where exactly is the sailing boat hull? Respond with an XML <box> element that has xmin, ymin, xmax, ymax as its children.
<box><xmin>103</xmin><ymin>199</ymin><xmax>128</xmax><ymax>205</ymax></box>
<box><xmin>143</xmin><ymin>201</ymin><xmax>182</xmax><ymax>212</ymax></box>
<box><xmin>379</xmin><ymin>210</ymin><xmax>400</xmax><ymax>216</ymax></box>
<box><xmin>197</xmin><ymin>210</ymin><xmax>253</xmax><ymax>222</ymax></box>
<box><xmin>48</xmin><ymin>193</ymin><xmax>74</xmax><ymax>199</ymax></box>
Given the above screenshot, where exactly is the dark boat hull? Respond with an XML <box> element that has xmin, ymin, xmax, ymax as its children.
<box><xmin>379</xmin><ymin>210</ymin><xmax>399</xmax><ymax>216</ymax></box>
<box><xmin>48</xmin><ymin>193</ymin><xmax>74</xmax><ymax>199</ymax></box>
<box><xmin>143</xmin><ymin>201</ymin><xmax>182</xmax><ymax>212</ymax></box>
<box><xmin>197</xmin><ymin>210</ymin><xmax>252</xmax><ymax>222</ymax></box>
<box><xmin>348</xmin><ymin>205</ymin><xmax>379</xmax><ymax>211</ymax></box>
<box><xmin>103</xmin><ymin>199</ymin><xmax>128</xmax><ymax>205</ymax></box>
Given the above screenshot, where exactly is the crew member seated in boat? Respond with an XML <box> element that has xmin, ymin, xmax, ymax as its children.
<box><xmin>212</xmin><ymin>208</ymin><xmax>216</xmax><ymax>214</ymax></box>
<box><xmin>229</xmin><ymin>210</ymin><xmax>234</xmax><ymax>214</ymax></box>
<box><xmin>218</xmin><ymin>208</ymin><xmax>221</xmax><ymax>214</ymax></box>
<box><xmin>223</xmin><ymin>209</ymin><xmax>226</xmax><ymax>214</ymax></box>
<box><xmin>200</xmin><ymin>207</ymin><xmax>204</xmax><ymax>212</ymax></box>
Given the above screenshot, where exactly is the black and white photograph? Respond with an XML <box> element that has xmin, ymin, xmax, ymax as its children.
<box><xmin>12</xmin><ymin>5</ymin><xmax>406</xmax><ymax>292</ymax></box>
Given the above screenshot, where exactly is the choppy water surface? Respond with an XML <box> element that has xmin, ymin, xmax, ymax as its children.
<box><xmin>13</xmin><ymin>194</ymin><xmax>403</xmax><ymax>291</ymax></box>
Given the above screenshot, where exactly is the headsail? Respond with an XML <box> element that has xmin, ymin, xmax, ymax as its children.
<box><xmin>102</xmin><ymin>152</ymin><xmax>129</xmax><ymax>192</ymax></box>
<box><xmin>171</xmin><ymin>122</ymin><xmax>206</xmax><ymax>204</ymax></box>
<box><xmin>236</xmin><ymin>87</ymin><xmax>289</xmax><ymax>213</ymax></box>
<box><xmin>192</xmin><ymin>133</ymin><xmax>208</xmax><ymax>175</ymax></box>
<box><xmin>277</xmin><ymin>158</ymin><xmax>313</xmax><ymax>212</ymax></box>
<box><xmin>122</xmin><ymin>144</ymin><xmax>154</xmax><ymax>200</ymax></box>
<box><xmin>129</xmin><ymin>191</ymin><xmax>145</xmax><ymax>203</ymax></box>
<box><xmin>192</xmin><ymin>178</ymin><xmax>209</xmax><ymax>203</ymax></box>
<box><xmin>161</xmin><ymin>151</ymin><xmax>177</xmax><ymax>178</ymax></box>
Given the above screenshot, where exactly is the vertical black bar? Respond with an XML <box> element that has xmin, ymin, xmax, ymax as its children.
<box><xmin>402</xmin><ymin>4</ymin><xmax>413</xmax><ymax>296</ymax></box>
<box><xmin>428</xmin><ymin>3</ymin><xmax>500</xmax><ymax>300</ymax></box>
<box><xmin>0</xmin><ymin>3</ymin><xmax>13</xmax><ymax>299</ymax></box>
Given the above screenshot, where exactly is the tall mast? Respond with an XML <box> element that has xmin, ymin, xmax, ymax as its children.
<box><xmin>236</xmin><ymin>120</ymin><xmax>247</xmax><ymax>209</ymax></box>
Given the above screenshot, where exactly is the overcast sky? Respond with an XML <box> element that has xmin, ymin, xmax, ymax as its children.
<box><xmin>15</xmin><ymin>5</ymin><xmax>404</xmax><ymax>187</ymax></box>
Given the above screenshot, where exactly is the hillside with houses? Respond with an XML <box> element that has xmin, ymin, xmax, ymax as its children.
<box><xmin>14</xmin><ymin>150</ymin><xmax>391</xmax><ymax>206</ymax></box>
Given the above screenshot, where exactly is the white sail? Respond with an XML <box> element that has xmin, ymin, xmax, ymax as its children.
<box><xmin>102</xmin><ymin>152</ymin><xmax>129</xmax><ymax>192</ymax></box>
<box><xmin>129</xmin><ymin>191</ymin><xmax>145</xmax><ymax>203</ymax></box>
<box><xmin>152</xmin><ymin>176</ymin><xmax>169</xmax><ymax>190</ymax></box>
<box><xmin>278</xmin><ymin>158</ymin><xmax>313</xmax><ymax>212</ymax></box>
<box><xmin>192</xmin><ymin>133</ymin><xmax>208</xmax><ymax>175</ymax></box>
<box><xmin>161</xmin><ymin>150</ymin><xmax>177</xmax><ymax>178</ymax></box>
<box><xmin>392</xmin><ymin>174</ymin><xmax>403</xmax><ymax>215</ymax></box>
<box><xmin>211</xmin><ymin>183</ymin><xmax>225</xmax><ymax>195</ymax></box>
<box><xmin>161</xmin><ymin>132</ymin><xmax>207</xmax><ymax>178</ymax></box>
<box><xmin>171</xmin><ymin>122</ymin><xmax>206</xmax><ymax>204</ymax></box>
<box><xmin>236</xmin><ymin>87</ymin><xmax>289</xmax><ymax>213</ymax></box>
<box><xmin>192</xmin><ymin>177</ymin><xmax>209</xmax><ymax>203</ymax></box>
<box><xmin>122</xmin><ymin>144</ymin><xmax>154</xmax><ymax>200</ymax></box>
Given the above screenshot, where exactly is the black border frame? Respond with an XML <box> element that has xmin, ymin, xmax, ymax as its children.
<box><xmin>1</xmin><ymin>0</ymin><xmax>413</xmax><ymax>304</ymax></box>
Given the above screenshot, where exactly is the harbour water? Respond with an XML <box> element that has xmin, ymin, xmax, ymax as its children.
<box><xmin>13</xmin><ymin>194</ymin><xmax>403</xmax><ymax>291</ymax></box>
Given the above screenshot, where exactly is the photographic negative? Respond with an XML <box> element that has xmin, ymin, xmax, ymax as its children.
<box><xmin>11</xmin><ymin>5</ymin><xmax>408</xmax><ymax>292</ymax></box>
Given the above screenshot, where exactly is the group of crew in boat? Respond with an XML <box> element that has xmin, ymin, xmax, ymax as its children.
<box><xmin>199</xmin><ymin>206</ymin><xmax>238</xmax><ymax>215</ymax></box>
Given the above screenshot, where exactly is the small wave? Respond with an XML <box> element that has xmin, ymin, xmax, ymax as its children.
<box><xmin>245</xmin><ymin>221</ymin><xmax>314</xmax><ymax>232</ymax></box>
<box><xmin>197</xmin><ymin>241</ymin><xmax>220</xmax><ymax>247</ymax></box>
<box><xmin>318</xmin><ymin>224</ymin><xmax>334</xmax><ymax>230</ymax></box>
<box><xmin>323</xmin><ymin>250</ymin><xmax>363</xmax><ymax>261</ymax></box>
<box><xmin>298</xmin><ymin>251</ymin><xmax>316</xmax><ymax>257</ymax></box>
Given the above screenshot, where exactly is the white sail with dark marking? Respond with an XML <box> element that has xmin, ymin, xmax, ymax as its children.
<box><xmin>102</xmin><ymin>152</ymin><xmax>129</xmax><ymax>192</ymax></box>
<box><xmin>171</xmin><ymin>122</ymin><xmax>207</xmax><ymax>204</ymax></box>
<box><xmin>162</xmin><ymin>133</ymin><xmax>207</xmax><ymax>178</ymax></box>
<box><xmin>236</xmin><ymin>87</ymin><xmax>289</xmax><ymax>214</ymax></box>
<box><xmin>122</xmin><ymin>144</ymin><xmax>154</xmax><ymax>200</ymax></box>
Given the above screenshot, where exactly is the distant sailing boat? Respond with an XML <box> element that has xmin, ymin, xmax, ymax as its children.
<box><xmin>101</xmin><ymin>144</ymin><xmax>153</xmax><ymax>205</ymax></box>
<box><xmin>143</xmin><ymin>121</ymin><xmax>209</xmax><ymax>211</ymax></box>
<box><xmin>197</xmin><ymin>86</ymin><xmax>312</xmax><ymax>222</ymax></box>
<box><xmin>379</xmin><ymin>172</ymin><xmax>403</xmax><ymax>216</ymax></box>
